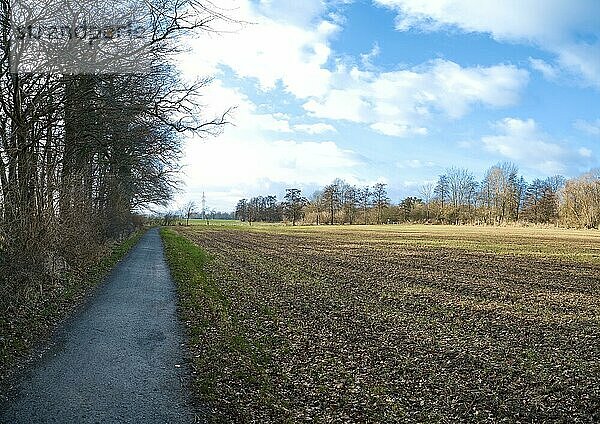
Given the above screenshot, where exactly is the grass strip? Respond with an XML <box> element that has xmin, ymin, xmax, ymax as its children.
<box><xmin>161</xmin><ymin>227</ymin><xmax>283</xmax><ymax>422</ymax></box>
<box><xmin>0</xmin><ymin>228</ymin><xmax>147</xmax><ymax>388</ymax></box>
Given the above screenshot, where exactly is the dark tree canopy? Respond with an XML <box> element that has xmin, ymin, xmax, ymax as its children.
<box><xmin>0</xmin><ymin>0</ymin><xmax>234</xmax><ymax>286</ymax></box>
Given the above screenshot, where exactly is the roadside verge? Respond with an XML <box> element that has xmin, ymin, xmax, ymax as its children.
<box><xmin>0</xmin><ymin>228</ymin><xmax>147</xmax><ymax>392</ymax></box>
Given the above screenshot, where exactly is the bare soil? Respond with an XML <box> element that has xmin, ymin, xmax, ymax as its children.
<box><xmin>175</xmin><ymin>226</ymin><xmax>600</xmax><ymax>423</ymax></box>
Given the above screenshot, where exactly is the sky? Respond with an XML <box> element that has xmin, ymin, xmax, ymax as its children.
<box><xmin>176</xmin><ymin>0</ymin><xmax>600</xmax><ymax>211</ymax></box>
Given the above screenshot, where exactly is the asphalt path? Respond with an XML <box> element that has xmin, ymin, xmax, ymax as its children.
<box><xmin>1</xmin><ymin>228</ymin><xmax>196</xmax><ymax>423</ymax></box>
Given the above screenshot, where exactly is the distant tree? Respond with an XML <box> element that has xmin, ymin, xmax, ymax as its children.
<box><xmin>446</xmin><ymin>168</ymin><xmax>474</xmax><ymax>206</ymax></box>
<box><xmin>323</xmin><ymin>181</ymin><xmax>341</xmax><ymax>225</ymax></box>
<box><xmin>419</xmin><ymin>182</ymin><xmax>435</xmax><ymax>220</ymax></box>
<box><xmin>514</xmin><ymin>176</ymin><xmax>528</xmax><ymax>221</ymax></box>
<box><xmin>372</xmin><ymin>183</ymin><xmax>390</xmax><ymax>224</ymax></box>
<box><xmin>522</xmin><ymin>176</ymin><xmax>564</xmax><ymax>224</ymax></box>
<box><xmin>522</xmin><ymin>179</ymin><xmax>545</xmax><ymax>222</ymax></box>
<box><xmin>265</xmin><ymin>195</ymin><xmax>281</xmax><ymax>222</ymax></box>
<box><xmin>163</xmin><ymin>211</ymin><xmax>179</xmax><ymax>226</ymax></box>
<box><xmin>248</xmin><ymin>197</ymin><xmax>260</xmax><ymax>225</ymax></box>
<box><xmin>358</xmin><ymin>186</ymin><xmax>372</xmax><ymax>225</ymax></box>
<box><xmin>481</xmin><ymin>162</ymin><xmax>520</xmax><ymax>223</ymax></box>
<box><xmin>183</xmin><ymin>201</ymin><xmax>196</xmax><ymax>226</ymax></box>
<box><xmin>306</xmin><ymin>190</ymin><xmax>325</xmax><ymax>225</ymax></box>
<box><xmin>443</xmin><ymin>167</ymin><xmax>478</xmax><ymax>223</ymax></box>
<box><xmin>560</xmin><ymin>171</ymin><xmax>599</xmax><ymax>228</ymax></box>
<box><xmin>235</xmin><ymin>199</ymin><xmax>248</xmax><ymax>222</ymax></box>
<box><xmin>400</xmin><ymin>197</ymin><xmax>422</xmax><ymax>222</ymax></box>
<box><xmin>546</xmin><ymin>175</ymin><xmax>567</xmax><ymax>193</ymax></box>
<box><xmin>234</xmin><ymin>195</ymin><xmax>282</xmax><ymax>223</ymax></box>
<box><xmin>434</xmin><ymin>175</ymin><xmax>449</xmax><ymax>219</ymax></box>
<box><xmin>226</xmin><ymin>166</ymin><xmax>600</xmax><ymax>228</ymax></box>
<box><xmin>538</xmin><ymin>188</ymin><xmax>559</xmax><ymax>223</ymax></box>
<box><xmin>211</xmin><ymin>211</ymin><xmax>235</xmax><ymax>220</ymax></box>
<box><xmin>341</xmin><ymin>184</ymin><xmax>359</xmax><ymax>224</ymax></box>
<box><xmin>283</xmin><ymin>188</ymin><xmax>308</xmax><ymax>226</ymax></box>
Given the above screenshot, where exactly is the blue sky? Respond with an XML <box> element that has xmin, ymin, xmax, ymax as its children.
<box><xmin>178</xmin><ymin>0</ymin><xmax>600</xmax><ymax>210</ymax></box>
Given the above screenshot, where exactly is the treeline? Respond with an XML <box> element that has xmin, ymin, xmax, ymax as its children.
<box><xmin>236</xmin><ymin>189</ymin><xmax>308</xmax><ymax>226</ymax></box>
<box><xmin>235</xmin><ymin>163</ymin><xmax>600</xmax><ymax>229</ymax></box>
<box><xmin>236</xmin><ymin>196</ymin><xmax>283</xmax><ymax>222</ymax></box>
<box><xmin>0</xmin><ymin>1</ymin><xmax>229</xmax><ymax>286</ymax></box>
<box><xmin>191</xmin><ymin>211</ymin><xmax>235</xmax><ymax>220</ymax></box>
<box><xmin>160</xmin><ymin>210</ymin><xmax>235</xmax><ymax>226</ymax></box>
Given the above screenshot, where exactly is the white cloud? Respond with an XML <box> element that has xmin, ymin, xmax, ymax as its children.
<box><xmin>293</xmin><ymin>123</ymin><xmax>337</xmax><ymax>134</ymax></box>
<box><xmin>179</xmin><ymin>81</ymin><xmax>362</xmax><ymax>209</ymax></box>
<box><xmin>370</xmin><ymin>122</ymin><xmax>427</xmax><ymax>137</ymax></box>
<box><xmin>304</xmin><ymin>59</ymin><xmax>528</xmax><ymax>135</ymax></box>
<box><xmin>254</xmin><ymin>114</ymin><xmax>292</xmax><ymax>132</ymax></box>
<box><xmin>256</xmin><ymin>0</ymin><xmax>326</xmax><ymax>26</ymax></box>
<box><xmin>396</xmin><ymin>159</ymin><xmax>435</xmax><ymax>169</ymax></box>
<box><xmin>483</xmin><ymin>118</ymin><xmax>562</xmax><ymax>161</ymax></box>
<box><xmin>361</xmin><ymin>43</ymin><xmax>381</xmax><ymax>69</ymax></box>
<box><xmin>374</xmin><ymin>0</ymin><xmax>587</xmax><ymax>39</ymax></box>
<box><xmin>574</xmin><ymin>119</ymin><xmax>600</xmax><ymax>136</ymax></box>
<box><xmin>182</xmin><ymin>0</ymin><xmax>337</xmax><ymax>99</ymax></box>
<box><xmin>481</xmin><ymin>118</ymin><xmax>594</xmax><ymax>174</ymax></box>
<box><xmin>184</xmin><ymin>137</ymin><xmax>361</xmax><ymax>188</ymax></box>
<box><xmin>197</xmin><ymin>80</ymin><xmax>293</xmax><ymax>133</ymax></box>
<box><xmin>182</xmin><ymin>2</ymin><xmax>530</xmax><ymax>140</ymax></box>
<box><xmin>529</xmin><ymin>58</ymin><xmax>559</xmax><ymax>80</ymax></box>
<box><xmin>304</xmin><ymin>89</ymin><xmax>371</xmax><ymax>122</ymax></box>
<box><xmin>375</xmin><ymin>0</ymin><xmax>600</xmax><ymax>88</ymax></box>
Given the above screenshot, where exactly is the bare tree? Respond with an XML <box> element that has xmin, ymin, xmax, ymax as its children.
<box><xmin>323</xmin><ymin>181</ymin><xmax>340</xmax><ymax>225</ymax></box>
<box><xmin>419</xmin><ymin>182</ymin><xmax>435</xmax><ymax>221</ymax></box>
<box><xmin>341</xmin><ymin>184</ymin><xmax>358</xmax><ymax>224</ymax></box>
<box><xmin>372</xmin><ymin>183</ymin><xmax>389</xmax><ymax>224</ymax></box>
<box><xmin>0</xmin><ymin>0</ymin><xmax>236</xmax><ymax>284</ymax></box>
<box><xmin>183</xmin><ymin>201</ymin><xmax>196</xmax><ymax>226</ymax></box>
<box><xmin>560</xmin><ymin>170</ymin><xmax>600</xmax><ymax>228</ymax></box>
<box><xmin>358</xmin><ymin>186</ymin><xmax>371</xmax><ymax>225</ymax></box>
<box><xmin>308</xmin><ymin>190</ymin><xmax>325</xmax><ymax>225</ymax></box>
<box><xmin>235</xmin><ymin>199</ymin><xmax>248</xmax><ymax>222</ymax></box>
<box><xmin>434</xmin><ymin>175</ymin><xmax>449</xmax><ymax>219</ymax></box>
<box><xmin>481</xmin><ymin>162</ymin><xmax>519</xmax><ymax>224</ymax></box>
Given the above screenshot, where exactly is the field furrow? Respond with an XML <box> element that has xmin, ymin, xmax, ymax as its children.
<box><xmin>166</xmin><ymin>225</ymin><xmax>600</xmax><ymax>423</ymax></box>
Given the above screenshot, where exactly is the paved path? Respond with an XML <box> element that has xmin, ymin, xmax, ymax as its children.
<box><xmin>1</xmin><ymin>228</ymin><xmax>196</xmax><ymax>423</ymax></box>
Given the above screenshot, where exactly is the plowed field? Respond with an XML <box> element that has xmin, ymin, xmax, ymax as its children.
<box><xmin>164</xmin><ymin>225</ymin><xmax>600</xmax><ymax>423</ymax></box>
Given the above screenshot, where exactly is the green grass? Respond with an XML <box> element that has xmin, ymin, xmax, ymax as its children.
<box><xmin>161</xmin><ymin>227</ymin><xmax>228</xmax><ymax>402</ymax></box>
<box><xmin>161</xmin><ymin>228</ymin><xmax>283</xmax><ymax>418</ymax></box>
<box><xmin>160</xmin><ymin>228</ymin><xmax>224</xmax><ymax>330</ymax></box>
<box><xmin>178</xmin><ymin>219</ymin><xmax>244</xmax><ymax>227</ymax></box>
<box><xmin>0</xmin><ymin>228</ymin><xmax>147</xmax><ymax>386</ymax></box>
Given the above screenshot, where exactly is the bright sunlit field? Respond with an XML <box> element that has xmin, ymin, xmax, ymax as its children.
<box><xmin>162</xmin><ymin>223</ymin><xmax>600</xmax><ymax>422</ymax></box>
<box><xmin>185</xmin><ymin>220</ymin><xmax>600</xmax><ymax>265</ymax></box>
